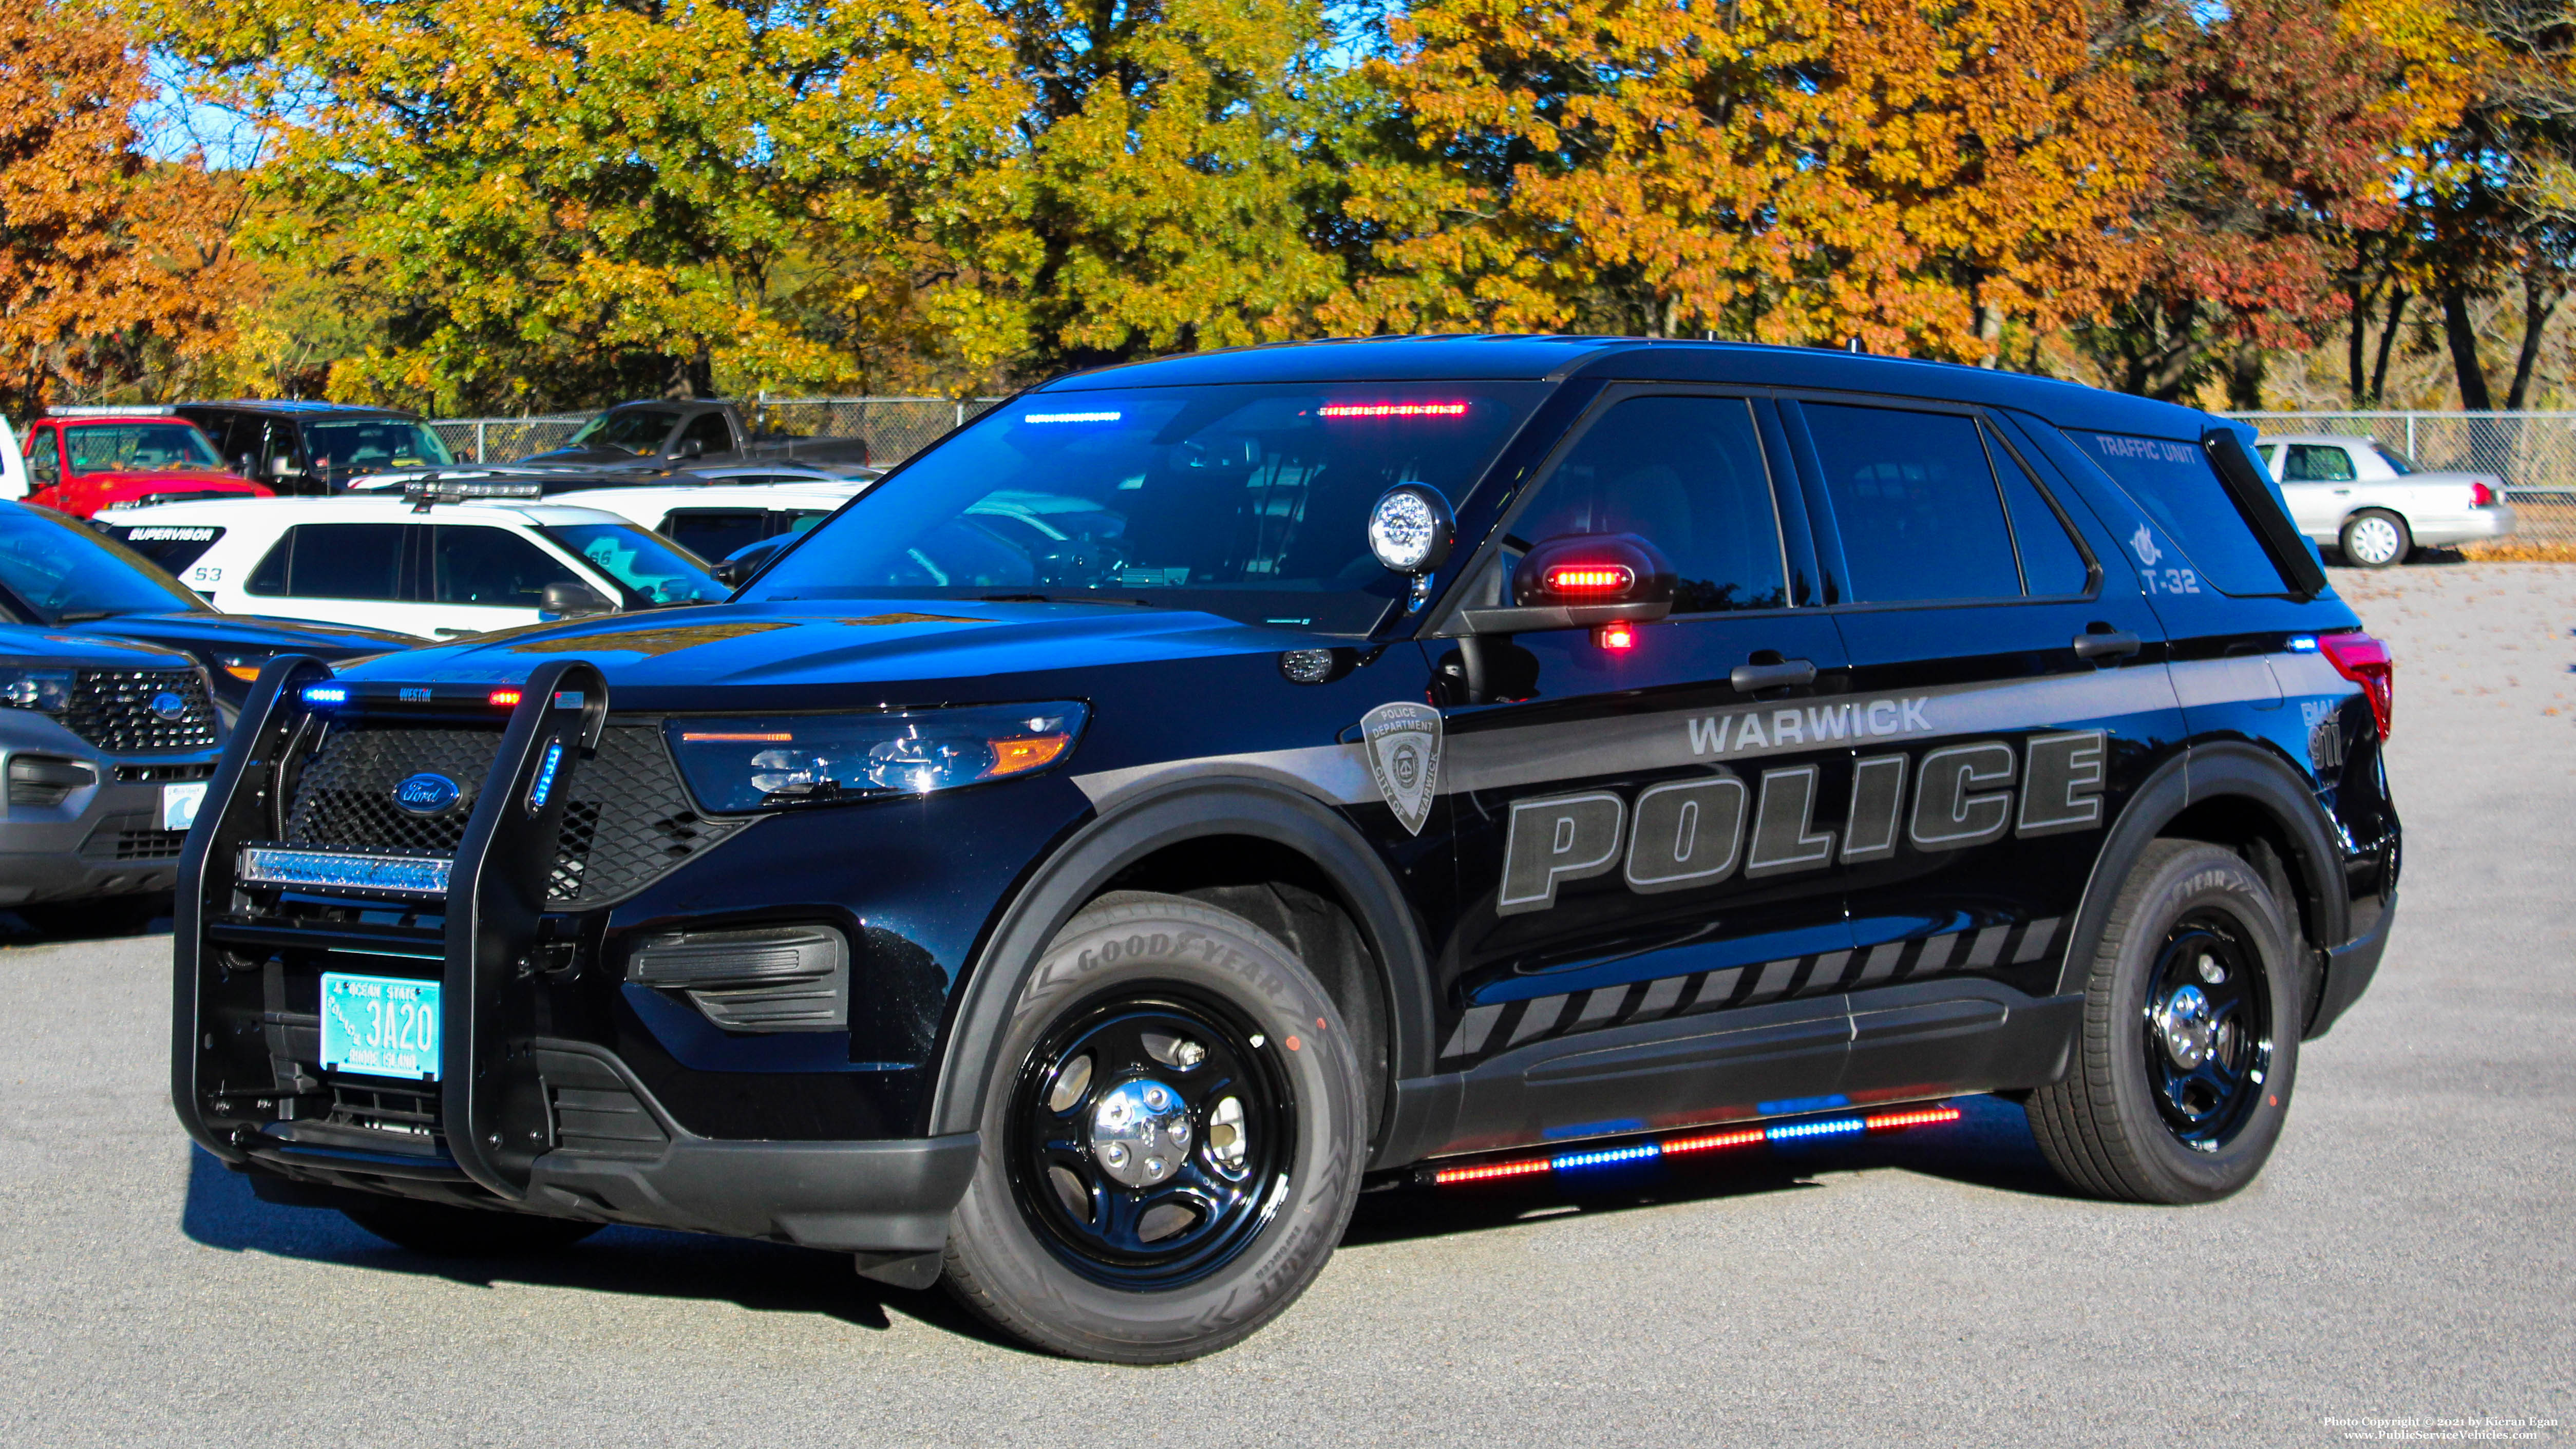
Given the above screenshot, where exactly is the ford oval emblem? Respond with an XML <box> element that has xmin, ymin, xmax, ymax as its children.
<box><xmin>149</xmin><ymin>691</ymin><xmax>188</xmax><ymax>722</ymax></box>
<box><xmin>393</xmin><ymin>773</ymin><xmax>462</xmax><ymax>816</ymax></box>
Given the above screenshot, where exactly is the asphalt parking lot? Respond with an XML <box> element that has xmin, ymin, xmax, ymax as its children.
<box><xmin>1</xmin><ymin>563</ymin><xmax>2568</xmax><ymax>1447</ymax></box>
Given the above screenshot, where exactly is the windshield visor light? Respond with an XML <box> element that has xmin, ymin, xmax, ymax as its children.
<box><xmin>667</xmin><ymin>703</ymin><xmax>1090</xmax><ymax>813</ymax></box>
<box><xmin>1022</xmin><ymin>411</ymin><xmax>1122</xmax><ymax>425</ymax></box>
<box><xmin>1367</xmin><ymin>485</ymin><xmax>1455</xmax><ymax>576</ymax></box>
<box><xmin>1319</xmin><ymin>402</ymin><xmax>1470</xmax><ymax>420</ymax></box>
<box><xmin>1544</xmin><ymin>564</ymin><xmax>1635</xmax><ymax>595</ymax></box>
<box><xmin>0</xmin><ymin>668</ymin><xmax>73</xmax><ymax>713</ymax></box>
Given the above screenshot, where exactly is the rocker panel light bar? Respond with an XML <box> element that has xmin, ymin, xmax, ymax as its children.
<box><xmin>1430</xmin><ymin>1105</ymin><xmax>1964</xmax><ymax>1186</ymax></box>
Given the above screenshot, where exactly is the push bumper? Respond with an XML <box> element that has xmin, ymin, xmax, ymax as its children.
<box><xmin>2307</xmin><ymin>891</ymin><xmax>2396</xmax><ymax>1038</ymax></box>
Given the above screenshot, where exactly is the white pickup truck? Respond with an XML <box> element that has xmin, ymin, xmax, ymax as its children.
<box><xmin>2257</xmin><ymin>432</ymin><xmax>2516</xmax><ymax>567</ymax></box>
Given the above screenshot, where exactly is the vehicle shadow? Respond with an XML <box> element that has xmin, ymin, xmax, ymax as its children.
<box><xmin>0</xmin><ymin>893</ymin><xmax>174</xmax><ymax>945</ymax></box>
<box><xmin>179</xmin><ymin>1146</ymin><xmax>1015</xmax><ymax>1347</ymax></box>
<box><xmin>180</xmin><ymin>1095</ymin><xmax>2072</xmax><ymax>1348</ymax></box>
<box><xmin>1345</xmin><ymin>1092</ymin><xmax>2079</xmax><ymax>1245</ymax></box>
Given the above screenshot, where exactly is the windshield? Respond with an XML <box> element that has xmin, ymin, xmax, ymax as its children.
<box><xmin>0</xmin><ymin>506</ymin><xmax>208</xmax><ymax>619</ymax></box>
<box><xmin>307</xmin><ymin>420</ymin><xmax>455</xmax><ymax>471</ymax></box>
<box><xmin>747</xmin><ymin>383</ymin><xmax>1546</xmax><ymax>633</ymax></box>
<box><xmin>567</xmin><ymin>409</ymin><xmax>679</xmax><ymax>456</ymax></box>
<box><xmin>65</xmin><ymin>423</ymin><xmax>224</xmax><ymax>474</ymax></box>
<box><xmin>539</xmin><ymin>523</ymin><xmax>728</xmax><ymax>607</ymax></box>
<box><xmin>2372</xmin><ymin>444</ymin><xmax>2416</xmax><ymax>475</ymax></box>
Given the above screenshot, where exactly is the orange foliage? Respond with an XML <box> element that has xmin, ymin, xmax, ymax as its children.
<box><xmin>0</xmin><ymin>0</ymin><xmax>246</xmax><ymax>415</ymax></box>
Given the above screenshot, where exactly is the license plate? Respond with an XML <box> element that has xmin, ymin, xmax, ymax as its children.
<box><xmin>161</xmin><ymin>780</ymin><xmax>207</xmax><ymax>832</ymax></box>
<box><xmin>320</xmin><ymin>972</ymin><xmax>442</xmax><ymax>1080</ymax></box>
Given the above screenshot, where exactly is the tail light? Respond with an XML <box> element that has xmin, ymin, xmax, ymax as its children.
<box><xmin>2318</xmin><ymin>631</ymin><xmax>2393</xmax><ymax>738</ymax></box>
<box><xmin>2470</xmin><ymin>480</ymin><xmax>2497</xmax><ymax>507</ymax></box>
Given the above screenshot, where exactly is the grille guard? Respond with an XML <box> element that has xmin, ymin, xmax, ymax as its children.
<box><xmin>174</xmin><ymin>655</ymin><xmax>610</xmax><ymax>1206</ymax></box>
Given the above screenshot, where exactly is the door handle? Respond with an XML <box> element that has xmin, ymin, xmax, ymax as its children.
<box><xmin>2073</xmin><ymin>629</ymin><xmax>2142</xmax><ymax>661</ymax></box>
<box><xmin>1730</xmin><ymin>658</ymin><xmax>1817</xmax><ymax>692</ymax></box>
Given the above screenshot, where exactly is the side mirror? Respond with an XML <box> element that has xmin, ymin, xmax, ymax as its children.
<box><xmin>709</xmin><ymin>557</ymin><xmax>752</xmax><ymax>587</ymax></box>
<box><xmin>539</xmin><ymin>581</ymin><xmax>616</xmax><ymax>619</ymax></box>
<box><xmin>1453</xmin><ymin>532</ymin><xmax>1676</xmax><ymax>636</ymax></box>
<box><xmin>677</xmin><ymin>438</ymin><xmax>706</xmax><ymax>459</ymax></box>
<box><xmin>234</xmin><ymin>454</ymin><xmax>255</xmax><ymax>478</ymax></box>
<box><xmin>268</xmin><ymin>455</ymin><xmax>297</xmax><ymax>478</ymax></box>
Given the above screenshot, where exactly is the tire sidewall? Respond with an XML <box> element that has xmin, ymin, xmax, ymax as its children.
<box><xmin>946</xmin><ymin>898</ymin><xmax>1364</xmax><ymax>1361</ymax></box>
<box><xmin>2103</xmin><ymin>846</ymin><xmax>2302</xmax><ymax>1201</ymax></box>
<box><xmin>2341</xmin><ymin>510</ymin><xmax>2410</xmax><ymax>568</ymax></box>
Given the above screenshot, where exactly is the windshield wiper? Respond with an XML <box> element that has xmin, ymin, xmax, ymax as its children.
<box><xmin>51</xmin><ymin>610</ymin><xmax>123</xmax><ymax>623</ymax></box>
<box><xmin>977</xmin><ymin>593</ymin><xmax>1160</xmax><ymax>608</ymax></box>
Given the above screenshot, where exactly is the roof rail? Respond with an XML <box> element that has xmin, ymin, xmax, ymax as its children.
<box><xmin>403</xmin><ymin>476</ymin><xmax>543</xmax><ymax>512</ymax></box>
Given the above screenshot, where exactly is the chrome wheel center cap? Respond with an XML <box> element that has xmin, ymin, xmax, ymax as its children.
<box><xmin>1091</xmin><ymin>1078</ymin><xmax>1191</xmax><ymax>1188</ymax></box>
<box><xmin>2154</xmin><ymin>984</ymin><xmax>2217</xmax><ymax>1069</ymax></box>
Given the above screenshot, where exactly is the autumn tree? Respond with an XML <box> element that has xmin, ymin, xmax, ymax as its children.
<box><xmin>1333</xmin><ymin>0</ymin><xmax>2161</xmax><ymax>362</ymax></box>
<box><xmin>0</xmin><ymin>0</ymin><xmax>245</xmax><ymax>417</ymax></box>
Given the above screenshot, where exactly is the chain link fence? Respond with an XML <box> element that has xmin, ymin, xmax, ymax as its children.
<box><xmin>426</xmin><ymin>397</ymin><xmax>1002</xmax><ymax>468</ymax></box>
<box><xmin>2225</xmin><ymin>410</ymin><xmax>2576</xmax><ymax>548</ymax></box>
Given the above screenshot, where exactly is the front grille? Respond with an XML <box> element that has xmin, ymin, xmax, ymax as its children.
<box><xmin>277</xmin><ymin>719</ymin><xmax>747</xmax><ymax>906</ymax></box>
<box><xmin>328</xmin><ymin>1079</ymin><xmax>441</xmax><ymax>1141</ymax></box>
<box><xmin>80</xmin><ymin>813</ymin><xmax>187</xmax><ymax>861</ymax></box>
<box><xmin>63</xmin><ymin>669</ymin><xmax>219</xmax><ymax>754</ymax></box>
<box><xmin>286</xmin><ymin>726</ymin><xmax>501</xmax><ymax>855</ymax></box>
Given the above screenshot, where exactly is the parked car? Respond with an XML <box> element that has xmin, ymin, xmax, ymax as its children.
<box><xmin>2255</xmin><ymin>432</ymin><xmax>2515</xmax><ymax>567</ymax></box>
<box><xmin>173</xmin><ymin>401</ymin><xmax>457</xmax><ymax>497</ymax></box>
<box><xmin>548</xmin><ymin>477</ymin><xmax>868</xmax><ymax>562</ymax></box>
<box><xmin>0</xmin><ymin>623</ymin><xmax>223</xmax><ymax>927</ymax></box>
<box><xmin>0</xmin><ymin>501</ymin><xmax>414</xmax><ymax>716</ymax></box>
<box><xmin>513</xmin><ymin>398</ymin><xmax>876</xmax><ymax>470</ymax></box>
<box><xmin>10</xmin><ymin>410</ymin><xmax>271</xmax><ymax>518</ymax></box>
<box><xmin>105</xmin><ymin>486</ymin><xmax>727</xmax><ymax>639</ymax></box>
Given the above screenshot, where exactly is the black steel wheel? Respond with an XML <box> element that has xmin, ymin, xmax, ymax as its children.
<box><xmin>2141</xmin><ymin>910</ymin><xmax>2274</xmax><ymax>1151</ymax></box>
<box><xmin>2029</xmin><ymin>840</ymin><xmax>2303</xmax><ymax>1203</ymax></box>
<box><xmin>1008</xmin><ymin>991</ymin><xmax>1294</xmax><ymax>1289</ymax></box>
<box><xmin>943</xmin><ymin>891</ymin><xmax>1367</xmax><ymax>1363</ymax></box>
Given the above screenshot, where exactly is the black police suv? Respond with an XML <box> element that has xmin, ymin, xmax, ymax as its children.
<box><xmin>172</xmin><ymin>337</ymin><xmax>2399</xmax><ymax>1363</ymax></box>
<box><xmin>174</xmin><ymin>401</ymin><xmax>456</xmax><ymax>495</ymax></box>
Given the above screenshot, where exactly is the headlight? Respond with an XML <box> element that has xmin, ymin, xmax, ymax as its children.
<box><xmin>665</xmin><ymin>702</ymin><xmax>1088</xmax><ymax>812</ymax></box>
<box><xmin>0</xmin><ymin>667</ymin><xmax>73</xmax><ymax>713</ymax></box>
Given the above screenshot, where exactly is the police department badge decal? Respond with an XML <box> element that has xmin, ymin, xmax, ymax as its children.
<box><xmin>1360</xmin><ymin>701</ymin><xmax>1442</xmax><ymax>836</ymax></box>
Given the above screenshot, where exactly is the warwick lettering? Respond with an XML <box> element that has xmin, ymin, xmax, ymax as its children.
<box><xmin>1498</xmin><ymin>730</ymin><xmax>2109</xmax><ymax>916</ymax></box>
<box><xmin>1688</xmin><ymin>696</ymin><xmax>1932</xmax><ymax>754</ymax></box>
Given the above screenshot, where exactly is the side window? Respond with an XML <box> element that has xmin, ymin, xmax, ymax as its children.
<box><xmin>248</xmin><ymin>524</ymin><xmax>407</xmax><ymax>599</ymax></box>
<box><xmin>2063</xmin><ymin>431</ymin><xmax>2293</xmax><ymax>596</ymax></box>
<box><xmin>1510</xmin><ymin>395</ymin><xmax>1788</xmax><ymax>613</ymax></box>
<box><xmin>2282</xmin><ymin>444</ymin><xmax>2357</xmax><ymax>483</ymax></box>
<box><xmin>25</xmin><ymin>429</ymin><xmax>60</xmax><ymax>488</ymax></box>
<box><xmin>679</xmin><ymin>412</ymin><xmax>734</xmax><ymax>455</ymax></box>
<box><xmin>1803</xmin><ymin>403</ymin><xmax>2021</xmax><ymax>603</ymax></box>
<box><xmin>429</xmin><ymin>525</ymin><xmax>582</xmax><ymax>606</ymax></box>
<box><xmin>1987</xmin><ymin>431</ymin><xmax>2092</xmax><ymax>597</ymax></box>
<box><xmin>664</xmin><ymin>510</ymin><xmax>769</xmax><ymax>562</ymax></box>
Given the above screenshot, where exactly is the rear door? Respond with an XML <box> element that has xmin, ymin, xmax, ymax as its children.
<box><xmin>241</xmin><ymin>521</ymin><xmax>421</xmax><ymax>634</ymax></box>
<box><xmin>1780</xmin><ymin>397</ymin><xmax>2182</xmax><ymax>1093</ymax></box>
<box><xmin>1431</xmin><ymin>390</ymin><xmax>1858</xmax><ymax>1150</ymax></box>
<box><xmin>660</xmin><ymin>507</ymin><xmax>772</xmax><ymax>561</ymax></box>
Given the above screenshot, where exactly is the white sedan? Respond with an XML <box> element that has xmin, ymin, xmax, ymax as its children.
<box><xmin>2256</xmin><ymin>433</ymin><xmax>2516</xmax><ymax>567</ymax></box>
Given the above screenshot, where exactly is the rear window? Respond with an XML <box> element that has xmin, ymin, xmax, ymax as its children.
<box><xmin>107</xmin><ymin>524</ymin><xmax>225</xmax><ymax>575</ymax></box>
<box><xmin>2062</xmin><ymin>431</ymin><xmax>2291</xmax><ymax>596</ymax></box>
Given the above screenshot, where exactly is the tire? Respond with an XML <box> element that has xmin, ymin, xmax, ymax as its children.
<box><xmin>941</xmin><ymin>891</ymin><xmax>1367</xmax><ymax>1363</ymax></box>
<box><xmin>2338</xmin><ymin>508</ymin><xmax>2412</xmax><ymax>568</ymax></box>
<box><xmin>2028</xmin><ymin>841</ymin><xmax>2302</xmax><ymax>1204</ymax></box>
<box><xmin>343</xmin><ymin>1197</ymin><xmax>603</xmax><ymax>1256</ymax></box>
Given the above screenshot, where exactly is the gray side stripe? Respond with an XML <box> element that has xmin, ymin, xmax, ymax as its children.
<box><xmin>1914</xmin><ymin>933</ymin><xmax>1958</xmax><ymax>975</ymax></box>
<box><xmin>1637</xmin><ymin>976</ymin><xmax>1685</xmax><ymax>1018</ymax></box>
<box><xmin>1441</xmin><ymin>1004</ymin><xmax>1503</xmax><ymax>1059</ymax></box>
<box><xmin>2015</xmin><ymin>917</ymin><xmax>2061</xmax><ymax>963</ymax></box>
<box><xmin>1507</xmin><ymin>995</ymin><xmax>1567</xmax><ymax>1045</ymax></box>
<box><xmin>1966</xmin><ymin>926</ymin><xmax>2010</xmax><ymax>968</ymax></box>
<box><xmin>1858</xmin><ymin>941</ymin><xmax>1906</xmax><ymax>984</ymax></box>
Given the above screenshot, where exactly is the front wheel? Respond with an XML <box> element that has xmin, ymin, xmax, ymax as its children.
<box><xmin>941</xmin><ymin>892</ymin><xmax>1367</xmax><ymax>1363</ymax></box>
<box><xmin>2028</xmin><ymin>841</ymin><xmax>2302</xmax><ymax>1204</ymax></box>
<box><xmin>2339</xmin><ymin>508</ymin><xmax>2412</xmax><ymax>567</ymax></box>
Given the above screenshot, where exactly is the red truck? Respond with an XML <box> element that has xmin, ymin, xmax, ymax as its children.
<box><xmin>10</xmin><ymin>410</ymin><xmax>271</xmax><ymax>518</ymax></box>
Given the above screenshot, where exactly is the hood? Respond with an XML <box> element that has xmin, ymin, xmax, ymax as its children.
<box><xmin>0</xmin><ymin>622</ymin><xmax>201</xmax><ymax>671</ymax></box>
<box><xmin>52</xmin><ymin>611</ymin><xmax>419</xmax><ymax>658</ymax></box>
<box><xmin>327</xmin><ymin>598</ymin><xmax>1306</xmax><ymax>708</ymax></box>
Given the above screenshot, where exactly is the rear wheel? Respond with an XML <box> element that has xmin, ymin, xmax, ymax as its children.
<box><xmin>343</xmin><ymin>1197</ymin><xmax>602</xmax><ymax>1256</ymax></box>
<box><xmin>941</xmin><ymin>892</ymin><xmax>1366</xmax><ymax>1363</ymax></box>
<box><xmin>2338</xmin><ymin>508</ymin><xmax>2412</xmax><ymax>567</ymax></box>
<box><xmin>2028</xmin><ymin>841</ymin><xmax>2301</xmax><ymax>1204</ymax></box>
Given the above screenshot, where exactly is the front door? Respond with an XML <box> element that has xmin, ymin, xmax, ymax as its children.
<box><xmin>1779</xmin><ymin>398</ymin><xmax>2182</xmax><ymax>1097</ymax></box>
<box><xmin>1428</xmin><ymin>391</ymin><xmax>1860</xmax><ymax>1153</ymax></box>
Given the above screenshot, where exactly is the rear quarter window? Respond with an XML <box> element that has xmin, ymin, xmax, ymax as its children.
<box><xmin>106</xmin><ymin>524</ymin><xmax>225</xmax><ymax>575</ymax></box>
<box><xmin>2062</xmin><ymin>431</ymin><xmax>2291</xmax><ymax>596</ymax></box>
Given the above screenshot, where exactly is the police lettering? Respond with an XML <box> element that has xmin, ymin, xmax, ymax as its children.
<box><xmin>1495</xmin><ymin>730</ymin><xmax>2109</xmax><ymax>915</ymax></box>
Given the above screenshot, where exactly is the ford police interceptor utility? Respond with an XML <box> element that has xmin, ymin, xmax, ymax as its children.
<box><xmin>173</xmin><ymin>337</ymin><xmax>2399</xmax><ymax>1363</ymax></box>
